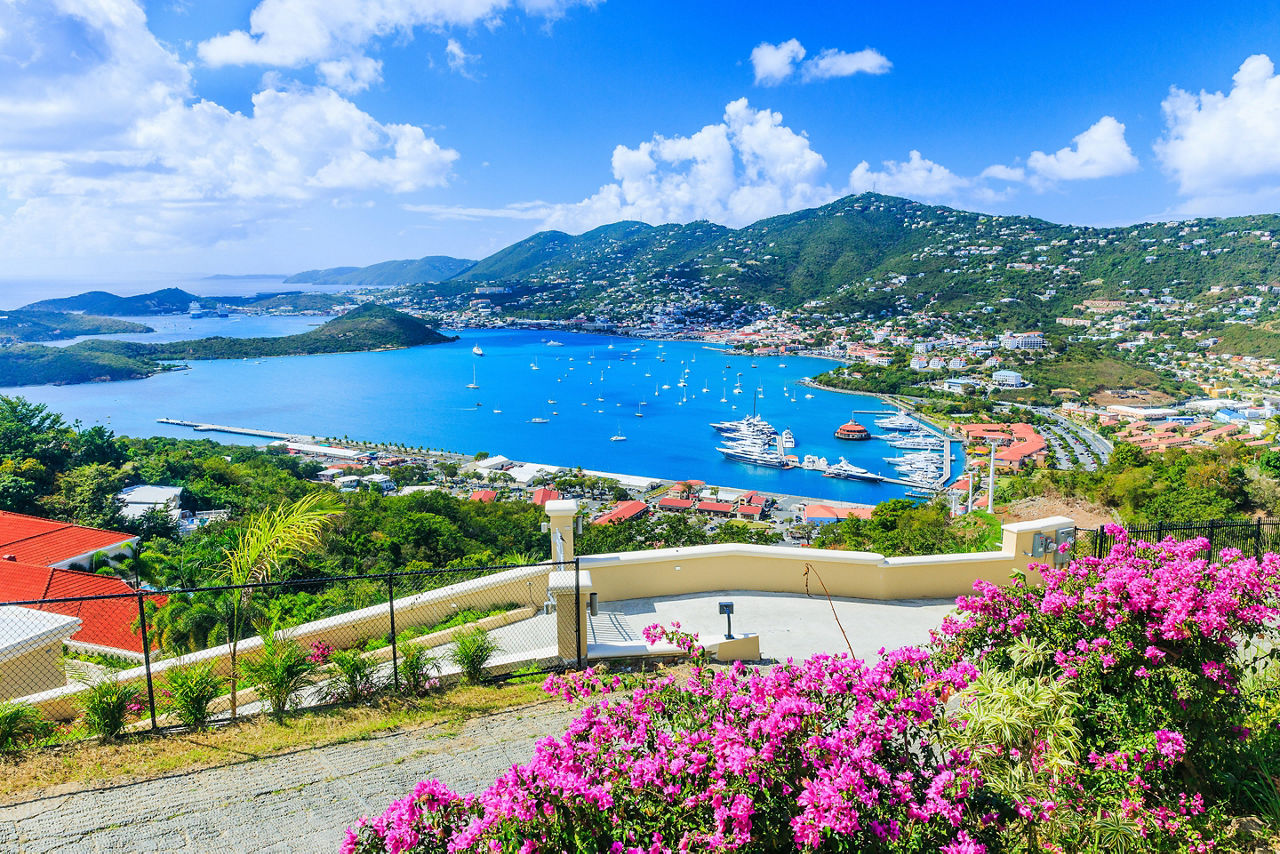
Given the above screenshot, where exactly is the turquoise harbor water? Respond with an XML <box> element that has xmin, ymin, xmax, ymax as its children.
<box><xmin>4</xmin><ymin>326</ymin><xmax>962</xmax><ymax>503</ymax></box>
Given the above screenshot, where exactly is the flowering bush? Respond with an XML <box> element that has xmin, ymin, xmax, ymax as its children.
<box><xmin>344</xmin><ymin>529</ymin><xmax>1280</xmax><ymax>853</ymax></box>
<box><xmin>346</xmin><ymin>623</ymin><xmax>984</xmax><ymax>853</ymax></box>
<box><xmin>933</xmin><ymin>528</ymin><xmax>1280</xmax><ymax>851</ymax></box>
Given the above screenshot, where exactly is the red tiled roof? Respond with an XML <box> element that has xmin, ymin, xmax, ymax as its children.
<box><xmin>804</xmin><ymin>504</ymin><xmax>874</xmax><ymax>522</ymax></box>
<box><xmin>735</xmin><ymin>504</ymin><xmax>762</xmax><ymax>516</ymax></box>
<box><xmin>696</xmin><ymin>501</ymin><xmax>735</xmax><ymax>513</ymax></box>
<box><xmin>592</xmin><ymin>500</ymin><xmax>648</xmax><ymax>525</ymax></box>
<box><xmin>0</xmin><ymin>511</ymin><xmax>135</xmax><ymax>567</ymax></box>
<box><xmin>530</xmin><ymin>488</ymin><xmax>561</xmax><ymax>506</ymax></box>
<box><xmin>0</xmin><ymin>560</ymin><xmax>164</xmax><ymax>654</ymax></box>
<box><xmin>658</xmin><ymin>497</ymin><xmax>694</xmax><ymax>510</ymax></box>
<box><xmin>469</xmin><ymin>489</ymin><xmax>498</xmax><ymax>503</ymax></box>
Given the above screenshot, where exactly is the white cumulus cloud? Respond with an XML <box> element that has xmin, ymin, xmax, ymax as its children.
<box><xmin>198</xmin><ymin>0</ymin><xmax>596</xmax><ymax>82</ymax></box>
<box><xmin>847</xmin><ymin>150</ymin><xmax>969</xmax><ymax>199</ymax></box>
<box><xmin>0</xmin><ymin>0</ymin><xmax>459</xmax><ymax>260</ymax></box>
<box><xmin>542</xmin><ymin>98</ymin><xmax>835</xmax><ymax>232</ymax></box>
<box><xmin>1026</xmin><ymin>115</ymin><xmax>1138</xmax><ymax>182</ymax></box>
<box><xmin>801</xmin><ymin>47</ymin><xmax>891</xmax><ymax>81</ymax></box>
<box><xmin>750</xmin><ymin>38</ymin><xmax>805</xmax><ymax>86</ymax></box>
<box><xmin>750</xmin><ymin>38</ymin><xmax>889</xmax><ymax>86</ymax></box>
<box><xmin>1156</xmin><ymin>54</ymin><xmax>1280</xmax><ymax>208</ymax></box>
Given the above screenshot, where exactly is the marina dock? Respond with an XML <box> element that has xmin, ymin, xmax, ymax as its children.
<box><xmin>156</xmin><ymin>419</ymin><xmax>316</xmax><ymax>442</ymax></box>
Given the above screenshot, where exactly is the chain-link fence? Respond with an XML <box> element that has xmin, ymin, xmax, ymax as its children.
<box><xmin>1074</xmin><ymin>518</ymin><xmax>1280</xmax><ymax>561</ymax></box>
<box><xmin>0</xmin><ymin>559</ymin><xmax>577</xmax><ymax>744</ymax></box>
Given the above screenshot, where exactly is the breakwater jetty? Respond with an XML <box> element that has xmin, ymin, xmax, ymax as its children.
<box><xmin>156</xmin><ymin>419</ymin><xmax>316</xmax><ymax>442</ymax></box>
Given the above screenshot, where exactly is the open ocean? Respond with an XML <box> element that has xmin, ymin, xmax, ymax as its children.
<box><xmin>2</xmin><ymin>322</ymin><xmax>963</xmax><ymax>503</ymax></box>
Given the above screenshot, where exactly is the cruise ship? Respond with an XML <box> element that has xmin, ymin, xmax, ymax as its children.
<box><xmin>823</xmin><ymin>457</ymin><xmax>883</xmax><ymax>481</ymax></box>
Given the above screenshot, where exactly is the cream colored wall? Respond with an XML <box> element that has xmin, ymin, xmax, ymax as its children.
<box><xmin>577</xmin><ymin>517</ymin><xmax>1070</xmax><ymax>602</ymax></box>
<box><xmin>0</xmin><ymin>641</ymin><xmax>66</xmax><ymax>701</ymax></box>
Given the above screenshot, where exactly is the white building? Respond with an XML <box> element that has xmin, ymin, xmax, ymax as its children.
<box><xmin>117</xmin><ymin>485</ymin><xmax>183</xmax><ymax>522</ymax></box>
<box><xmin>992</xmin><ymin>370</ymin><xmax>1026</xmax><ymax>388</ymax></box>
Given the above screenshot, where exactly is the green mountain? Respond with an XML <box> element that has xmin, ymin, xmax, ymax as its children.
<box><xmin>286</xmin><ymin>255</ymin><xmax>476</xmax><ymax>286</ymax></box>
<box><xmin>443</xmin><ymin>192</ymin><xmax>1280</xmax><ymax>325</ymax></box>
<box><xmin>0</xmin><ymin>304</ymin><xmax>454</xmax><ymax>387</ymax></box>
<box><xmin>0</xmin><ymin>311</ymin><xmax>150</xmax><ymax>343</ymax></box>
<box><xmin>22</xmin><ymin>287</ymin><xmax>200</xmax><ymax>315</ymax></box>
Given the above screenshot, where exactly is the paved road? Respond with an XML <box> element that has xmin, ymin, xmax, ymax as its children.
<box><xmin>0</xmin><ymin>702</ymin><xmax>576</xmax><ymax>853</ymax></box>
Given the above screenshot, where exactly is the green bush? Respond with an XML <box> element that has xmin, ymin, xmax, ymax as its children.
<box><xmin>328</xmin><ymin>649</ymin><xmax>381</xmax><ymax>703</ymax></box>
<box><xmin>450</xmin><ymin>627</ymin><xmax>499</xmax><ymax>684</ymax></box>
<box><xmin>398</xmin><ymin>644</ymin><xmax>441</xmax><ymax>696</ymax></box>
<box><xmin>160</xmin><ymin>661</ymin><xmax>225</xmax><ymax>731</ymax></box>
<box><xmin>82</xmin><ymin>679</ymin><xmax>142</xmax><ymax>740</ymax></box>
<box><xmin>241</xmin><ymin>631</ymin><xmax>317</xmax><ymax>724</ymax></box>
<box><xmin>0</xmin><ymin>701</ymin><xmax>54</xmax><ymax>750</ymax></box>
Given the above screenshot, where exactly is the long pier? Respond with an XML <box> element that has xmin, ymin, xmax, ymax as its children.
<box><xmin>156</xmin><ymin>419</ymin><xmax>315</xmax><ymax>442</ymax></box>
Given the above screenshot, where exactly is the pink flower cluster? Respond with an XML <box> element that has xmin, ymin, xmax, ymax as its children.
<box><xmin>345</xmin><ymin>631</ymin><xmax>984</xmax><ymax>852</ymax></box>
<box><xmin>308</xmin><ymin>640</ymin><xmax>333</xmax><ymax>664</ymax></box>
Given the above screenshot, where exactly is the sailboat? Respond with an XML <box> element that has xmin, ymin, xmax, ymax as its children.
<box><xmin>610</xmin><ymin>422</ymin><xmax>627</xmax><ymax>441</ymax></box>
<box><xmin>472</xmin><ymin>344</ymin><xmax>484</xmax><ymax>356</ymax></box>
<box><xmin>465</xmin><ymin>366</ymin><xmax>479</xmax><ymax>389</ymax></box>
<box><xmin>635</xmin><ymin>403</ymin><xmax>644</xmax><ymax>417</ymax></box>
<box><xmin>530</xmin><ymin>358</ymin><xmax>540</xmax><ymax>371</ymax></box>
<box><xmin>720</xmin><ymin>386</ymin><xmax>727</xmax><ymax>403</ymax></box>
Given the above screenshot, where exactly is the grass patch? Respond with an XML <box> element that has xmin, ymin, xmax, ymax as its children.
<box><xmin>952</xmin><ymin>509</ymin><xmax>1003</xmax><ymax>550</ymax></box>
<box><xmin>0</xmin><ymin>680</ymin><xmax>548</xmax><ymax>804</ymax></box>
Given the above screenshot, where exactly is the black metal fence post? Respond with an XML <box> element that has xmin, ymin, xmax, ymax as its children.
<box><xmin>136</xmin><ymin>591</ymin><xmax>158</xmax><ymax>731</ymax></box>
<box><xmin>574</xmin><ymin>557</ymin><xmax>583</xmax><ymax>670</ymax></box>
<box><xmin>387</xmin><ymin>574</ymin><xmax>400</xmax><ymax>692</ymax></box>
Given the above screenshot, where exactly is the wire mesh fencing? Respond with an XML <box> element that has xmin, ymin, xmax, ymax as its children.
<box><xmin>0</xmin><ymin>559</ymin><xmax>577</xmax><ymax>747</ymax></box>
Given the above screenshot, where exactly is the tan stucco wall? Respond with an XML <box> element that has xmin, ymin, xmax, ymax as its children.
<box><xmin>0</xmin><ymin>641</ymin><xmax>67</xmax><ymax>701</ymax></box>
<box><xmin>577</xmin><ymin>517</ymin><xmax>1070</xmax><ymax>602</ymax></box>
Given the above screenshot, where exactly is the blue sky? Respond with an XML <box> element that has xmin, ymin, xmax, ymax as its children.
<box><xmin>4</xmin><ymin>0</ymin><xmax>1280</xmax><ymax>278</ymax></box>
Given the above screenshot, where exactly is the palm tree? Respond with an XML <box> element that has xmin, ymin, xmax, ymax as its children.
<box><xmin>216</xmin><ymin>492</ymin><xmax>341</xmax><ymax>719</ymax></box>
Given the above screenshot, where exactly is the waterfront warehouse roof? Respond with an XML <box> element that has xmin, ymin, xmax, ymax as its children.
<box><xmin>0</xmin><ymin>511</ymin><xmax>137</xmax><ymax>569</ymax></box>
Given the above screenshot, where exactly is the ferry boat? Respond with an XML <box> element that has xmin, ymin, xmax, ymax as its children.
<box><xmin>472</xmin><ymin>344</ymin><xmax>484</xmax><ymax>356</ymax></box>
<box><xmin>834</xmin><ymin>416</ymin><xmax>871</xmax><ymax>440</ymax></box>
<box><xmin>546</xmin><ymin>340</ymin><xmax>564</xmax><ymax>347</ymax></box>
<box><xmin>529</xmin><ymin>417</ymin><xmax>550</xmax><ymax>424</ymax></box>
<box><xmin>823</xmin><ymin>458</ymin><xmax>883</xmax><ymax>481</ymax></box>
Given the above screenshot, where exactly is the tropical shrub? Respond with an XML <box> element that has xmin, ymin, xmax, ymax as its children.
<box><xmin>240</xmin><ymin>630</ymin><xmax>317</xmax><ymax>724</ymax></box>
<box><xmin>345</xmin><ymin>531</ymin><xmax>1280</xmax><ymax>852</ymax></box>
<box><xmin>160</xmin><ymin>661</ymin><xmax>225</xmax><ymax>731</ymax></box>
<box><xmin>398</xmin><ymin>644</ymin><xmax>442</xmax><ymax>697</ymax></box>
<box><xmin>328</xmin><ymin>649</ymin><xmax>381</xmax><ymax>703</ymax></box>
<box><xmin>82</xmin><ymin>679</ymin><xmax>143</xmax><ymax>740</ymax></box>
<box><xmin>0</xmin><ymin>701</ymin><xmax>53</xmax><ymax>750</ymax></box>
<box><xmin>449</xmin><ymin>627</ymin><xmax>498</xmax><ymax>684</ymax></box>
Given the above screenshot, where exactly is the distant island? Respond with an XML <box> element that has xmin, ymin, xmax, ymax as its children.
<box><xmin>0</xmin><ymin>304</ymin><xmax>455</xmax><ymax>387</ymax></box>
<box><xmin>0</xmin><ymin>311</ymin><xmax>151</xmax><ymax>344</ymax></box>
<box><xmin>20</xmin><ymin>287</ymin><xmax>355</xmax><ymax>316</ymax></box>
<box><xmin>285</xmin><ymin>255</ymin><xmax>476</xmax><ymax>287</ymax></box>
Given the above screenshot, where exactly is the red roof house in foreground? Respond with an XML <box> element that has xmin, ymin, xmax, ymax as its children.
<box><xmin>0</xmin><ymin>512</ymin><xmax>160</xmax><ymax>657</ymax></box>
<box><xmin>0</xmin><ymin>511</ymin><xmax>137</xmax><ymax>569</ymax></box>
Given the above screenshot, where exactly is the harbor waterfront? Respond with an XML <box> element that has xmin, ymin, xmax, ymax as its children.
<box><xmin>1</xmin><ymin>325</ymin><xmax>962</xmax><ymax>503</ymax></box>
